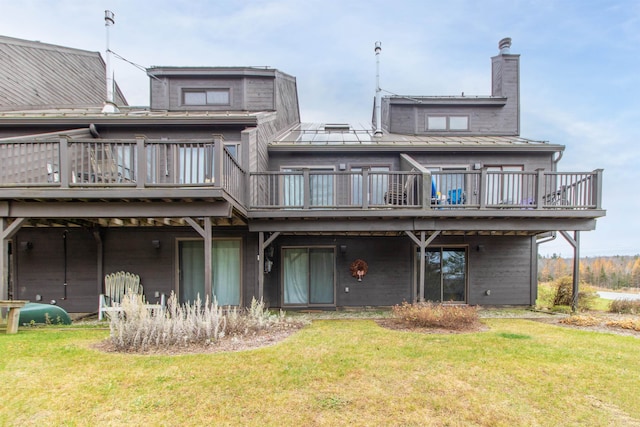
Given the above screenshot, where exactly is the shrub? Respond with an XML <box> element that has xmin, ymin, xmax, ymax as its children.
<box><xmin>551</xmin><ymin>276</ymin><xmax>597</xmax><ymax>312</ymax></box>
<box><xmin>391</xmin><ymin>302</ymin><xmax>480</xmax><ymax>330</ymax></box>
<box><xmin>559</xmin><ymin>315</ymin><xmax>601</xmax><ymax>327</ymax></box>
<box><xmin>605</xmin><ymin>318</ymin><xmax>640</xmax><ymax>332</ymax></box>
<box><xmin>609</xmin><ymin>299</ymin><xmax>640</xmax><ymax>315</ymax></box>
<box><xmin>108</xmin><ymin>292</ymin><xmax>307</xmax><ymax>351</ymax></box>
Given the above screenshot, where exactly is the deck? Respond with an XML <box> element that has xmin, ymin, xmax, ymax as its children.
<box><xmin>0</xmin><ymin>137</ymin><xmax>604</xmax><ymax>224</ymax></box>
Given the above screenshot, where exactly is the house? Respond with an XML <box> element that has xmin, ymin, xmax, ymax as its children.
<box><xmin>0</xmin><ymin>36</ymin><xmax>604</xmax><ymax>313</ymax></box>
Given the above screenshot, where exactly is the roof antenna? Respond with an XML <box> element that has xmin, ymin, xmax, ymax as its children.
<box><xmin>101</xmin><ymin>10</ymin><xmax>119</xmax><ymax>113</ymax></box>
<box><xmin>374</xmin><ymin>41</ymin><xmax>383</xmax><ymax>137</ymax></box>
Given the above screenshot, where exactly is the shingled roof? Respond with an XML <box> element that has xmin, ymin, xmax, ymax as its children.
<box><xmin>0</xmin><ymin>35</ymin><xmax>127</xmax><ymax>111</ymax></box>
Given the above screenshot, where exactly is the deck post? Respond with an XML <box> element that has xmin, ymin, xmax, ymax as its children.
<box><xmin>257</xmin><ymin>232</ymin><xmax>280</xmax><ymax>301</ymax></box>
<box><xmin>213</xmin><ymin>135</ymin><xmax>225</xmax><ymax>187</ymax></box>
<box><xmin>204</xmin><ymin>218</ymin><xmax>212</xmax><ymax>302</ymax></box>
<box><xmin>0</xmin><ymin>218</ymin><xmax>26</xmax><ymax>300</ymax></box>
<box><xmin>405</xmin><ymin>231</ymin><xmax>440</xmax><ymax>303</ymax></box>
<box><xmin>184</xmin><ymin>217</ymin><xmax>213</xmax><ymax>303</ymax></box>
<box><xmin>258</xmin><ymin>232</ymin><xmax>265</xmax><ymax>301</ymax></box>
<box><xmin>422</xmin><ymin>171</ymin><xmax>431</xmax><ymax>210</ymax></box>
<box><xmin>303</xmin><ymin>169</ymin><xmax>310</xmax><ymax>209</ymax></box>
<box><xmin>536</xmin><ymin>169</ymin><xmax>545</xmax><ymax>209</ymax></box>
<box><xmin>479</xmin><ymin>168</ymin><xmax>487</xmax><ymax>209</ymax></box>
<box><xmin>559</xmin><ymin>230</ymin><xmax>580</xmax><ymax>312</ymax></box>
<box><xmin>594</xmin><ymin>169</ymin><xmax>604</xmax><ymax>210</ymax></box>
<box><xmin>59</xmin><ymin>137</ymin><xmax>70</xmax><ymax>189</ymax></box>
<box><xmin>0</xmin><ymin>218</ymin><xmax>6</xmax><ymax>300</ymax></box>
<box><xmin>362</xmin><ymin>170</ymin><xmax>369</xmax><ymax>209</ymax></box>
<box><xmin>135</xmin><ymin>136</ymin><xmax>146</xmax><ymax>189</ymax></box>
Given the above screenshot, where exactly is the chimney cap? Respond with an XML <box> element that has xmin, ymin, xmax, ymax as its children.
<box><xmin>499</xmin><ymin>37</ymin><xmax>512</xmax><ymax>54</ymax></box>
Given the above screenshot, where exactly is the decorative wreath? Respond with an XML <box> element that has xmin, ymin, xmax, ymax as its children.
<box><xmin>350</xmin><ymin>259</ymin><xmax>369</xmax><ymax>281</ymax></box>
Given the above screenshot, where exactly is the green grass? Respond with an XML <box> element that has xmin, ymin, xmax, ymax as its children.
<box><xmin>2</xmin><ymin>319</ymin><xmax>640</xmax><ymax>426</ymax></box>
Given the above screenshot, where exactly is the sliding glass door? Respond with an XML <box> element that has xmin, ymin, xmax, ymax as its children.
<box><xmin>419</xmin><ymin>247</ymin><xmax>467</xmax><ymax>303</ymax></box>
<box><xmin>178</xmin><ymin>239</ymin><xmax>241</xmax><ymax>305</ymax></box>
<box><xmin>283</xmin><ymin>247</ymin><xmax>335</xmax><ymax>306</ymax></box>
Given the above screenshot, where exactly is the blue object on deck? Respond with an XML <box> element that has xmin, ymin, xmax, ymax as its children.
<box><xmin>431</xmin><ymin>179</ymin><xmax>437</xmax><ymax>198</ymax></box>
<box><xmin>448</xmin><ymin>188</ymin><xmax>463</xmax><ymax>205</ymax></box>
<box><xmin>18</xmin><ymin>303</ymin><xmax>72</xmax><ymax>325</ymax></box>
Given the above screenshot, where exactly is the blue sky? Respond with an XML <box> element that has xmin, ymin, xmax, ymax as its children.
<box><xmin>1</xmin><ymin>0</ymin><xmax>638</xmax><ymax>257</ymax></box>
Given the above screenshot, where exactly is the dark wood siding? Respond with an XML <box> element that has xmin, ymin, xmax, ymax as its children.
<box><xmin>14</xmin><ymin>227</ymin><xmax>257</xmax><ymax>313</ymax></box>
<box><xmin>14</xmin><ymin>228</ymin><xmax>97</xmax><ymax>313</ymax></box>
<box><xmin>466</xmin><ymin>235</ymin><xmax>534</xmax><ymax>305</ymax></box>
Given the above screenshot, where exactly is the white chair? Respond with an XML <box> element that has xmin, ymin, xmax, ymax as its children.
<box><xmin>98</xmin><ymin>271</ymin><xmax>165</xmax><ymax>320</ymax></box>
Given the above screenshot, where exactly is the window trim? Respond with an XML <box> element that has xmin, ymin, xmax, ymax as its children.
<box><xmin>281</xmin><ymin>245</ymin><xmax>337</xmax><ymax>307</ymax></box>
<box><xmin>426</xmin><ymin>115</ymin><xmax>469</xmax><ymax>131</ymax></box>
<box><xmin>175</xmin><ymin>237</ymin><xmax>243</xmax><ymax>306</ymax></box>
<box><xmin>415</xmin><ymin>245</ymin><xmax>468</xmax><ymax>303</ymax></box>
<box><xmin>182</xmin><ymin>88</ymin><xmax>231</xmax><ymax>106</ymax></box>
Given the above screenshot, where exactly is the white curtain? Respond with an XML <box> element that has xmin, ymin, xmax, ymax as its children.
<box><xmin>284</xmin><ymin>248</ymin><xmax>334</xmax><ymax>305</ymax></box>
<box><xmin>310</xmin><ymin>249</ymin><xmax>334</xmax><ymax>304</ymax></box>
<box><xmin>284</xmin><ymin>248</ymin><xmax>308</xmax><ymax>304</ymax></box>
<box><xmin>180</xmin><ymin>239</ymin><xmax>240</xmax><ymax>305</ymax></box>
<box><xmin>180</xmin><ymin>240</ymin><xmax>205</xmax><ymax>303</ymax></box>
<box><xmin>212</xmin><ymin>240</ymin><xmax>241</xmax><ymax>306</ymax></box>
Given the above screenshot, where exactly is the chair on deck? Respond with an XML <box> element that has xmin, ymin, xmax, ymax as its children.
<box><xmin>447</xmin><ymin>188</ymin><xmax>464</xmax><ymax>205</ymax></box>
<box><xmin>98</xmin><ymin>271</ymin><xmax>164</xmax><ymax>320</ymax></box>
<box><xmin>90</xmin><ymin>146</ymin><xmax>127</xmax><ymax>183</ymax></box>
<box><xmin>384</xmin><ymin>174</ymin><xmax>417</xmax><ymax>206</ymax></box>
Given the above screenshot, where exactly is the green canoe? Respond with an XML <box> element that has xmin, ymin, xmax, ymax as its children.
<box><xmin>19</xmin><ymin>303</ymin><xmax>72</xmax><ymax>325</ymax></box>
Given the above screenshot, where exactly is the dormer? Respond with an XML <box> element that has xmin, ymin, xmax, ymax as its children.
<box><xmin>147</xmin><ymin>66</ymin><xmax>299</xmax><ymax>115</ymax></box>
<box><xmin>378</xmin><ymin>38</ymin><xmax>520</xmax><ymax>136</ymax></box>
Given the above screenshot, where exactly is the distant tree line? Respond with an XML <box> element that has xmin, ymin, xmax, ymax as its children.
<box><xmin>538</xmin><ymin>254</ymin><xmax>640</xmax><ymax>289</ymax></box>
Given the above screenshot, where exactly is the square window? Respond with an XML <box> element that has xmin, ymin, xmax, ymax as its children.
<box><xmin>184</xmin><ymin>91</ymin><xmax>207</xmax><ymax>105</ymax></box>
<box><xmin>183</xmin><ymin>89</ymin><xmax>230</xmax><ymax>106</ymax></box>
<box><xmin>449</xmin><ymin>116</ymin><xmax>469</xmax><ymax>130</ymax></box>
<box><xmin>207</xmin><ymin>89</ymin><xmax>230</xmax><ymax>105</ymax></box>
<box><xmin>427</xmin><ymin>116</ymin><xmax>447</xmax><ymax>130</ymax></box>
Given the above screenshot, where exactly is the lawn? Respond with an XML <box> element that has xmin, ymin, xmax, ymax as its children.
<box><xmin>1</xmin><ymin>318</ymin><xmax>639</xmax><ymax>426</ymax></box>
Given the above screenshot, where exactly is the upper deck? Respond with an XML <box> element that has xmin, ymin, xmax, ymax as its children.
<box><xmin>0</xmin><ymin>136</ymin><xmax>604</xmax><ymax>231</ymax></box>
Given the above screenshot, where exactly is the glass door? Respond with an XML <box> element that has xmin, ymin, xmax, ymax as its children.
<box><xmin>283</xmin><ymin>247</ymin><xmax>335</xmax><ymax>306</ymax></box>
<box><xmin>419</xmin><ymin>247</ymin><xmax>467</xmax><ymax>302</ymax></box>
<box><xmin>178</xmin><ymin>239</ymin><xmax>241</xmax><ymax>305</ymax></box>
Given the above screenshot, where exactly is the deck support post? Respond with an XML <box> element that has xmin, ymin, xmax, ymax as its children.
<box><xmin>405</xmin><ymin>230</ymin><xmax>440</xmax><ymax>303</ymax></box>
<box><xmin>258</xmin><ymin>232</ymin><xmax>280</xmax><ymax>301</ymax></box>
<box><xmin>93</xmin><ymin>229</ymin><xmax>104</xmax><ymax>298</ymax></box>
<box><xmin>0</xmin><ymin>218</ymin><xmax>26</xmax><ymax>300</ymax></box>
<box><xmin>560</xmin><ymin>230</ymin><xmax>580</xmax><ymax>313</ymax></box>
<box><xmin>185</xmin><ymin>217</ymin><xmax>213</xmax><ymax>303</ymax></box>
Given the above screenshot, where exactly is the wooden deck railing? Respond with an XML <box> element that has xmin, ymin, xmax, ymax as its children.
<box><xmin>249</xmin><ymin>169</ymin><xmax>603</xmax><ymax>211</ymax></box>
<box><xmin>0</xmin><ymin>138</ymin><xmax>603</xmax><ymax>213</ymax></box>
<box><xmin>0</xmin><ymin>136</ymin><xmax>246</xmax><ymax>203</ymax></box>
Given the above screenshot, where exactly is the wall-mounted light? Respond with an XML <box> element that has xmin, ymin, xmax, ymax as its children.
<box><xmin>340</xmin><ymin>245</ymin><xmax>347</xmax><ymax>254</ymax></box>
<box><xmin>152</xmin><ymin>240</ymin><xmax>161</xmax><ymax>249</ymax></box>
<box><xmin>20</xmin><ymin>241</ymin><xmax>33</xmax><ymax>251</ymax></box>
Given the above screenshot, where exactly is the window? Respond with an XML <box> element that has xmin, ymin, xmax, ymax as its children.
<box><xmin>177</xmin><ymin>144</ymin><xmax>214</xmax><ymax>184</ymax></box>
<box><xmin>283</xmin><ymin>247</ymin><xmax>335</xmax><ymax>305</ymax></box>
<box><xmin>178</xmin><ymin>239</ymin><xmax>241</xmax><ymax>306</ymax></box>
<box><xmin>486</xmin><ymin>165</ymin><xmax>526</xmax><ymax>205</ymax></box>
<box><xmin>427</xmin><ymin>116</ymin><xmax>447</xmax><ymax>130</ymax></box>
<box><xmin>282</xmin><ymin>167</ymin><xmax>334</xmax><ymax>207</ymax></box>
<box><xmin>183</xmin><ymin>89</ymin><xmax>230</xmax><ymax>106</ymax></box>
<box><xmin>350</xmin><ymin>166</ymin><xmax>390</xmax><ymax>206</ymax></box>
<box><xmin>418</xmin><ymin>247</ymin><xmax>467</xmax><ymax>302</ymax></box>
<box><xmin>224</xmin><ymin>143</ymin><xmax>240</xmax><ymax>160</ymax></box>
<box><xmin>449</xmin><ymin>116</ymin><xmax>469</xmax><ymax>130</ymax></box>
<box><xmin>426</xmin><ymin>115</ymin><xmax>469</xmax><ymax>131</ymax></box>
